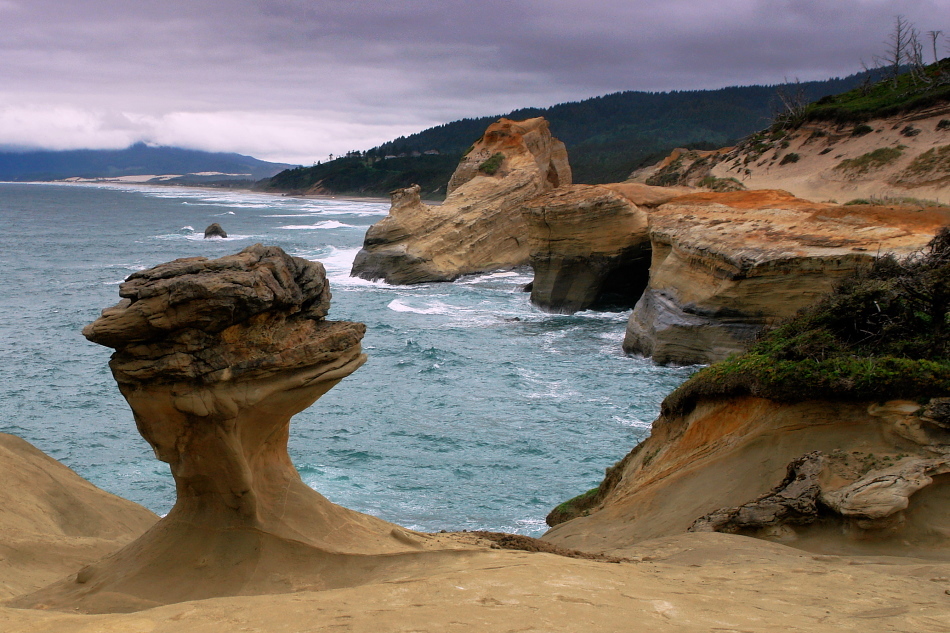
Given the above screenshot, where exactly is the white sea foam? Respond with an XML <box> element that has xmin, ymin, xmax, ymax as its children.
<box><xmin>319</xmin><ymin>247</ymin><xmax>360</xmax><ymax>273</ymax></box>
<box><xmin>387</xmin><ymin>299</ymin><xmax>460</xmax><ymax>315</ymax></box>
<box><xmin>279</xmin><ymin>221</ymin><xmax>356</xmax><ymax>230</ymax></box>
<box><xmin>613</xmin><ymin>415</ymin><xmax>651</xmax><ymax>429</ymax></box>
<box><xmin>153</xmin><ymin>233</ymin><xmax>258</xmax><ymax>242</ymax></box>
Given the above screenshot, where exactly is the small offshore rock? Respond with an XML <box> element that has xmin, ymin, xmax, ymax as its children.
<box><xmin>204</xmin><ymin>223</ymin><xmax>227</xmax><ymax>239</ymax></box>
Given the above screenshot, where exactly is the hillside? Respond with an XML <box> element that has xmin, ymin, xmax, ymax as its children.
<box><xmin>0</xmin><ymin>143</ymin><xmax>292</xmax><ymax>185</ymax></box>
<box><xmin>634</xmin><ymin>59</ymin><xmax>950</xmax><ymax>204</ymax></box>
<box><xmin>261</xmin><ymin>70</ymin><xmax>886</xmax><ymax>198</ymax></box>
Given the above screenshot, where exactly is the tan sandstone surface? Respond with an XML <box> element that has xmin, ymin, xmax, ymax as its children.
<box><xmin>1</xmin><ymin>428</ymin><xmax>948</xmax><ymax>633</ymax></box>
<box><xmin>633</xmin><ymin>106</ymin><xmax>950</xmax><ymax>205</ymax></box>
<box><xmin>350</xmin><ymin>117</ymin><xmax>571</xmax><ymax>284</ymax></box>
<box><xmin>545</xmin><ymin>396</ymin><xmax>950</xmax><ymax>560</ymax></box>
<box><xmin>623</xmin><ymin>190</ymin><xmax>950</xmax><ymax>364</ymax></box>
<box><xmin>0</xmin><ymin>433</ymin><xmax>157</xmax><ymax>600</ymax></box>
<box><xmin>523</xmin><ymin>184</ymin><xmax>651</xmax><ymax>313</ymax></box>
<box><xmin>2</xmin><ymin>245</ymin><xmax>950</xmax><ymax>630</ymax></box>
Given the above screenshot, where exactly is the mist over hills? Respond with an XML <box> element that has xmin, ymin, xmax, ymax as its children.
<box><xmin>263</xmin><ymin>69</ymin><xmax>888</xmax><ymax>198</ymax></box>
<box><xmin>0</xmin><ymin>143</ymin><xmax>292</xmax><ymax>185</ymax></box>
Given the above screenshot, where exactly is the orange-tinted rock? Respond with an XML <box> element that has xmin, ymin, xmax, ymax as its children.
<box><xmin>544</xmin><ymin>397</ymin><xmax>950</xmax><ymax>558</ymax></box>
<box><xmin>351</xmin><ymin>117</ymin><xmax>571</xmax><ymax>284</ymax></box>
<box><xmin>523</xmin><ymin>185</ymin><xmax>650</xmax><ymax>313</ymax></box>
<box><xmin>623</xmin><ymin>190</ymin><xmax>950</xmax><ymax>364</ymax></box>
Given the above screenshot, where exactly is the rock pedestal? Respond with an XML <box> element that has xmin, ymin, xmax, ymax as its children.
<box><xmin>12</xmin><ymin>244</ymin><xmax>462</xmax><ymax>613</ymax></box>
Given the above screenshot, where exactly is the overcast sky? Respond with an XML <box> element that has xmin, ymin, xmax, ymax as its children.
<box><xmin>0</xmin><ymin>0</ymin><xmax>946</xmax><ymax>164</ymax></box>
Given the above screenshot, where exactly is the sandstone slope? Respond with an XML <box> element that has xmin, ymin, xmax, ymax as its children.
<box><xmin>633</xmin><ymin>106</ymin><xmax>950</xmax><ymax>205</ymax></box>
<box><xmin>0</xmin><ymin>433</ymin><xmax>157</xmax><ymax>600</ymax></box>
<box><xmin>623</xmin><ymin>190</ymin><xmax>950</xmax><ymax>364</ymax></box>
<box><xmin>4</xmin><ymin>530</ymin><xmax>950</xmax><ymax>632</ymax></box>
<box><xmin>544</xmin><ymin>397</ymin><xmax>950</xmax><ymax>560</ymax></box>
<box><xmin>351</xmin><ymin>117</ymin><xmax>571</xmax><ymax>284</ymax></box>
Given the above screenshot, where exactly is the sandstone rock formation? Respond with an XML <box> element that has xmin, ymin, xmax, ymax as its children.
<box><xmin>203</xmin><ymin>223</ymin><xmax>227</xmax><ymax>238</ymax></box>
<box><xmin>622</xmin><ymin>190</ymin><xmax>950</xmax><ymax>364</ymax></box>
<box><xmin>10</xmin><ymin>244</ymin><xmax>485</xmax><ymax>613</ymax></box>
<box><xmin>0</xmin><ymin>434</ymin><xmax>157</xmax><ymax>599</ymax></box>
<box><xmin>523</xmin><ymin>185</ymin><xmax>652</xmax><ymax>313</ymax></box>
<box><xmin>351</xmin><ymin>117</ymin><xmax>571</xmax><ymax>284</ymax></box>
<box><xmin>544</xmin><ymin>397</ymin><xmax>950</xmax><ymax>558</ymax></box>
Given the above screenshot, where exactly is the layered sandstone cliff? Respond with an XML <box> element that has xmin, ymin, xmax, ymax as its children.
<box><xmin>351</xmin><ymin>117</ymin><xmax>571</xmax><ymax>284</ymax></box>
<box><xmin>523</xmin><ymin>183</ymin><xmax>692</xmax><ymax>314</ymax></box>
<box><xmin>10</xmin><ymin>245</ymin><xmax>489</xmax><ymax>613</ymax></box>
<box><xmin>623</xmin><ymin>190</ymin><xmax>950</xmax><ymax>364</ymax></box>
<box><xmin>544</xmin><ymin>396</ymin><xmax>950</xmax><ymax>558</ymax></box>
<box><xmin>523</xmin><ymin>185</ymin><xmax>650</xmax><ymax>313</ymax></box>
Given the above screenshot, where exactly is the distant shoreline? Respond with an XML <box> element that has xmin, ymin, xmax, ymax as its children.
<box><xmin>1</xmin><ymin>178</ymin><xmax>393</xmax><ymax>205</ymax></box>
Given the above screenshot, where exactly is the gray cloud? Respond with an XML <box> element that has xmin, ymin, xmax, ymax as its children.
<box><xmin>0</xmin><ymin>0</ymin><xmax>946</xmax><ymax>162</ymax></box>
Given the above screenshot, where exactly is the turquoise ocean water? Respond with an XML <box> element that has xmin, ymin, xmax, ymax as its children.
<box><xmin>0</xmin><ymin>182</ymin><xmax>695</xmax><ymax>536</ymax></box>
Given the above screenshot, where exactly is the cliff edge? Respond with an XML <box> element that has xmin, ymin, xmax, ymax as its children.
<box><xmin>546</xmin><ymin>232</ymin><xmax>950</xmax><ymax>558</ymax></box>
<box><xmin>350</xmin><ymin>117</ymin><xmax>570</xmax><ymax>284</ymax></box>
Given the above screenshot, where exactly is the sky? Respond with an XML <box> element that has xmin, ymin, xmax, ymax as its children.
<box><xmin>0</xmin><ymin>0</ymin><xmax>947</xmax><ymax>165</ymax></box>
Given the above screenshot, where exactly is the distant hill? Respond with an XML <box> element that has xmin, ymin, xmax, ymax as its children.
<box><xmin>261</xmin><ymin>69</ymin><xmax>888</xmax><ymax>199</ymax></box>
<box><xmin>0</xmin><ymin>143</ymin><xmax>293</xmax><ymax>185</ymax></box>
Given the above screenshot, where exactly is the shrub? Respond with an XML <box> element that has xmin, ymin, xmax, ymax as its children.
<box><xmin>698</xmin><ymin>176</ymin><xmax>746</xmax><ymax>192</ymax></box>
<box><xmin>851</xmin><ymin>124</ymin><xmax>874</xmax><ymax>136</ymax></box>
<box><xmin>663</xmin><ymin>227</ymin><xmax>950</xmax><ymax>416</ymax></box>
<box><xmin>477</xmin><ymin>152</ymin><xmax>505</xmax><ymax>175</ymax></box>
<box><xmin>938</xmin><ymin>120</ymin><xmax>950</xmax><ymax>131</ymax></box>
<box><xmin>780</xmin><ymin>153</ymin><xmax>801</xmax><ymax>165</ymax></box>
<box><xmin>835</xmin><ymin>146</ymin><xmax>904</xmax><ymax>173</ymax></box>
<box><xmin>900</xmin><ymin>145</ymin><xmax>950</xmax><ymax>180</ymax></box>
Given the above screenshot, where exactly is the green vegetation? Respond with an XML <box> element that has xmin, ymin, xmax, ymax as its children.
<box><xmin>260</xmin><ymin>71</ymin><xmax>889</xmax><ymax>198</ymax></box>
<box><xmin>899</xmin><ymin>144</ymin><xmax>950</xmax><ymax>180</ymax></box>
<box><xmin>551</xmin><ymin>487</ymin><xmax>599</xmax><ymax>517</ymax></box>
<box><xmin>835</xmin><ymin>146</ymin><xmax>904</xmax><ymax>173</ymax></box>
<box><xmin>663</xmin><ymin>228</ymin><xmax>950</xmax><ymax>417</ymax></box>
<box><xmin>477</xmin><ymin>152</ymin><xmax>505</xmax><ymax>175</ymax></box>
<box><xmin>779</xmin><ymin>152</ymin><xmax>800</xmax><ymax>165</ymax></box>
<box><xmin>804</xmin><ymin>57</ymin><xmax>950</xmax><ymax>124</ymax></box>
<box><xmin>262</xmin><ymin>153</ymin><xmax>459</xmax><ymax>199</ymax></box>
<box><xmin>843</xmin><ymin>196</ymin><xmax>949</xmax><ymax>206</ymax></box>
<box><xmin>851</xmin><ymin>124</ymin><xmax>874</xmax><ymax>136</ymax></box>
<box><xmin>699</xmin><ymin>175</ymin><xmax>746</xmax><ymax>191</ymax></box>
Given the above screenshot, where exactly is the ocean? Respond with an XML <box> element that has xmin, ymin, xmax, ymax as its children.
<box><xmin>0</xmin><ymin>182</ymin><xmax>696</xmax><ymax>536</ymax></box>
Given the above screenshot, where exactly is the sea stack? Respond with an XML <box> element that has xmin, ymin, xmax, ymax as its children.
<box><xmin>12</xmin><ymin>244</ymin><xmax>463</xmax><ymax>613</ymax></box>
<box><xmin>350</xmin><ymin>117</ymin><xmax>571</xmax><ymax>284</ymax></box>
<box><xmin>203</xmin><ymin>223</ymin><xmax>227</xmax><ymax>238</ymax></box>
<box><xmin>523</xmin><ymin>184</ymin><xmax>652</xmax><ymax>314</ymax></box>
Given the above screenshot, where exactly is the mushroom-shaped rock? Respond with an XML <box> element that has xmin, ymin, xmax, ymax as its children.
<box><xmin>13</xmin><ymin>244</ymin><xmax>476</xmax><ymax>613</ymax></box>
<box><xmin>203</xmin><ymin>223</ymin><xmax>227</xmax><ymax>238</ymax></box>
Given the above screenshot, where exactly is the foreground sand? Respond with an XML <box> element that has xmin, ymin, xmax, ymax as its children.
<box><xmin>3</xmin><ymin>532</ymin><xmax>949</xmax><ymax>632</ymax></box>
<box><xmin>3</xmin><ymin>429</ymin><xmax>947</xmax><ymax>632</ymax></box>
